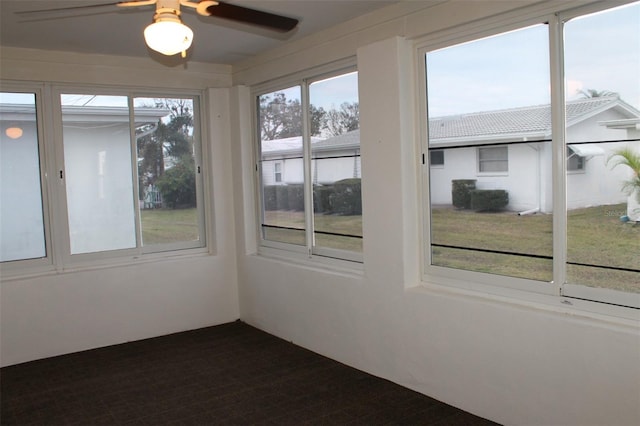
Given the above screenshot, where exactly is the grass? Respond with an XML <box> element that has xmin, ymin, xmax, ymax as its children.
<box><xmin>141</xmin><ymin>205</ymin><xmax>638</xmax><ymax>293</ymax></box>
<box><xmin>140</xmin><ymin>208</ymin><xmax>199</xmax><ymax>245</ymax></box>
<box><xmin>264</xmin><ymin>204</ymin><xmax>638</xmax><ymax>292</ymax></box>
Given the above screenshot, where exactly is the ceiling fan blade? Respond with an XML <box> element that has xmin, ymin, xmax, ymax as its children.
<box><xmin>205</xmin><ymin>1</ymin><xmax>298</xmax><ymax>33</ymax></box>
<box><xmin>14</xmin><ymin>2</ymin><xmax>122</xmax><ymax>16</ymax></box>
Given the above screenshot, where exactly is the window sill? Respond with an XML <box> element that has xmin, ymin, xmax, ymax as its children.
<box><xmin>415</xmin><ymin>276</ymin><xmax>640</xmax><ymax>327</ymax></box>
<box><xmin>255</xmin><ymin>246</ymin><xmax>364</xmax><ymax>279</ymax></box>
<box><xmin>0</xmin><ymin>248</ymin><xmax>212</xmax><ymax>282</ymax></box>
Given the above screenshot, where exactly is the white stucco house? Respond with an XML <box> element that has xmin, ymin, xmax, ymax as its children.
<box><xmin>261</xmin><ymin>96</ymin><xmax>640</xmax><ymax>218</ymax></box>
<box><xmin>260</xmin><ymin>131</ymin><xmax>361</xmax><ymax>187</ymax></box>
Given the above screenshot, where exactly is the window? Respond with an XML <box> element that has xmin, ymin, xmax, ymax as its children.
<box><xmin>421</xmin><ymin>2</ymin><xmax>639</xmax><ymax>308</ymax></box>
<box><xmin>274</xmin><ymin>162</ymin><xmax>282</xmax><ymax>183</ymax></box>
<box><xmin>566</xmin><ymin>147</ymin><xmax>584</xmax><ymax>171</ymax></box>
<box><xmin>256</xmin><ymin>69</ymin><xmax>362</xmax><ymax>260</ymax></box>
<box><xmin>0</xmin><ymin>91</ymin><xmax>47</xmax><ymax>263</ymax></box>
<box><xmin>478</xmin><ymin>146</ymin><xmax>508</xmax><ymax>173</ymax></box>
<box><xmin>1</xmin><ymin>86</ymin><xmax>207</xmax><ymax>272</ymax></box>
<box><xmin>59</xmin><ymin>93</ymin><xmax>205</xmax><ymax>257</ymax></box>
<box><xmin>429</xmin><ymin>150</ymin><xmax>444</xmax><ymax>166</ymax></box>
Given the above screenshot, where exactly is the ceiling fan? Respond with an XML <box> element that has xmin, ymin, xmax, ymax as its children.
<box><xmin>17</xmin><ymin>0</ymin><xmax>299</xmax><ymax>58</ymax></box>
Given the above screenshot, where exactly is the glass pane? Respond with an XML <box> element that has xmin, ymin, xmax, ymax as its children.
<box><xmin>0</xmin><ymin>92</ymin><xmax>46</xmax><ymax>262</ymax></box>
<box><xmin>135</xmin><ymin>97</ymin><xmax>200</xmax><ymax>248</ymax></box>
<box><xmin>564</xmin><ymin>2</ymin><xmax>640</xmax><ymax>293</ymax></box>
<box><xmin>309</xmin><ymin>72</ymin><xmax>362</xmax><ymax>253</ymax></box>
<box><xmin>61</xmin><ymin>94</ymin><xmax>136</xmax><ymax>254</ymax></box>
<box><xmin>259</xmin><ymin>86</ymin><xmax>305</xmax><ymax>245</ymax></box>
<box><xmin>425</xmin><ymin>25</ymin><xmax>553</xmax><ymax>281</ymax></box>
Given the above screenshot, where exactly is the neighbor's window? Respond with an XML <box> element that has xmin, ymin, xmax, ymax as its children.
<box><xmin>478</xmin><ymin>146</ymin><xmax>508</xmax><ymax>173</ymax></box>
<box><xmin>422</xmin><ymin>2</ymin><xmax>639</xmax><ymax>308</ymax></box>
<box><xmin>60</xmin><ymin>93</ymin><xmax>205</xmax><ymax>257</ymax></box>
<box><xmin>0</xmin><ymin>91</ymin><xmax>47</xmax><ymax>262</ymax></box>
<box><xmin>430</xmin><ymin>150</ymin><xmax>444</xmax><ymax>166</ymax></box>
<box><xmin>274</xmin><ymin>162</ymin><xmax>282</xmax><ymax>183</ymax></box>
<box><xmin>257</xmin><ymin>69</ymin><xmax>362</xmax><ymax>260</ymax></box>
<box><xmin>566</xmin><ymin>147</ymin><xmax>584</xmax><ymax>171</ymax></box>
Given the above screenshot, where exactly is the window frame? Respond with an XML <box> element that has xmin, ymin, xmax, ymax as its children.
<box><xmin>252</xmin><ymin>60</ymin><xmax>363</xmax><ymax>265</ymax></box>
<box><xmin>1</xmin><ymin>82</ymin><xmax>210</xmax><ymax>277</ymax></box>
<box><xmin>416</xmin><ymin>1</ymin><xmax>640</xmax><ymax>310</ymax></box>
<box><xmin>477</xmin><ymin>145</ymin><xmax>508</xmax><ymax>174</ymax></box>
<box><xmin>0</xmin><ymin>82</ymin><xmax>54</xmax><ymax>274</ymax></box>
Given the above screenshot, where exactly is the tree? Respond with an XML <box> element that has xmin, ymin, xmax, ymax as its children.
<box><xmin>325</xmin><ymin>102</ymin><xmax>359</xmax><ymax>137</ymax></box>
<box><xmin>578</xmin><ymin>89</ymin><xmax>618</xmax><ymax>98</ymax></box>
<box><xmin>136</xmin><ymin>98</ymin><xmax>196</xmax><ymax>205</ymax></box>
<box><xmin>608</xmin><ymin>146</ymin><xmax>640</xmax><ymax>203</ymax></box>
<box><xmin>258</xmin><ymin>93</ymin><xmax>359</xmax><ymax>139</ymax></box>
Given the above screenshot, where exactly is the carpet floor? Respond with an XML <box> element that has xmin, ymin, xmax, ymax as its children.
<box><xmin>1</xmin><ymin>320</ymin><xmax>498</xmax><ymax>425</ymax></box>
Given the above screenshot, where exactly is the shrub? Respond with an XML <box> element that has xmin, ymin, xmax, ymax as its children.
<box><xmin>287</xmin><ymin>184</ymin><xmax>305</xmax><ymax>211</ymax></box>
<box><xmin>470</xmin><ymin>189</ymin><xmax>509</xmax><ymax>212</ymax></box>
<box><xmin>275</xmin><ymin>185</ymin><xmax>290</xmax><ymax>210</ymax></box>
<box><xmin>451</xmin><ymin>179</ymin><xmax>477</xmax><ymax>209</ymax></box>
<box><xmin>263</xmin><ymin>186</ymin><xmax>278</xmax><ymax>211</ymax></box>
<box><xmin>332</xmin><ymin>178</ymin><xmax>362</xmax><ymax>215</ymax></box>
<box><xmin>155</xmin><ymin>156</ymin><xmax>196</xmax><ymax>208</ymax></box>
<box><xmin>313</xmin><ymin>185</ymin><xmax>334</xmax><ymax>213</ymax></box>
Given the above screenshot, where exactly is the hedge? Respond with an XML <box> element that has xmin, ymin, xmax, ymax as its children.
<box><xmin>451</xmin><ymin>179</ymin><xmax>477</xmax><ymax>209</ymax></box>
<box><xmin>470</xmin><ymin>189</ymin><xmax>509</xmax><ymax>212</ymax></box>
<box><xmin>332</xmin><ymin>178</ymin><xmax>362</xmax><ymax>215</ymax></box>
<box><xmin>263</xmin><ymin>179</ymin><xmax>362</xmax><ymax>215</ymax></box>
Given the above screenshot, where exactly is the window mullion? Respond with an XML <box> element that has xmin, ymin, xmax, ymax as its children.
<box><xmin>549</xmin><ymin>14</ymin><xmax>567</xmax><ymax>295</ymax></box>
<box><xmin>301</xmin><ymin>81</ymin><xmax>314</xmax><ymax>256</ymax></box>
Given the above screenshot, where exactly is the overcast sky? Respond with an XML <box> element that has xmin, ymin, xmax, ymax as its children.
<box><xmin>426</xmin><ymin>2</ymin><xmax>639</xmax><ymax>117</ymax></box>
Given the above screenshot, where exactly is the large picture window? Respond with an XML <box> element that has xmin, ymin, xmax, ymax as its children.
<box><xmin>256</xmin><ymin>69</ymin><xmax>362</xmax><ymax>261</ymax></box>
<box><xmin>421</xmin><ymin>2</ymin><xmax>639</xmax><ymax>308</ymax></box>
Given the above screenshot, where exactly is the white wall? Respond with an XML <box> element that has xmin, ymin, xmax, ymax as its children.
<box><xmin>0</xmin><ymin>52</ymin><xmax>240</xmax><ymax>366</ymax></box>
<box><xmin>231</xmin><ymin>2</ymin><xmax>640</xmax><ymax>425</ymax></box>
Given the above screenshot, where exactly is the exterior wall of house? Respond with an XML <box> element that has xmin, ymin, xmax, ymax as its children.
<box><xmin>0</xmin><ymin>121</ymin><xmax>45</xmax><ymax>261</ymax></box>
<box><xmin>262</xmin><ymin>148</ymin><xmax>361</xmax><ymax>187</ymax></box>
<box><xmin>63</xmin><ymin>123</ymin><xmax>137</xmax><ymax>253</ymax></box>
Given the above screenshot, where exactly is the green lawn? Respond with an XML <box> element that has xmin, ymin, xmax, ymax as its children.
<box><xmin>263</xmin><ymin>204</ymin><xmax>638</xmax><ymax>292</ymax></box>
<box><xmin>142</xmin><ymin>205</ymin><xmax>638</xmax><ymax>292</ymax></box>
<box><xmin>140</xmin><ymin>208</ymin><xmax>199</xmax><ymax>245</ymax></box>
<box><xmin>431</xmin><ymin>204</ymin><xmax>639</xmax><ymax>292</ymax></box>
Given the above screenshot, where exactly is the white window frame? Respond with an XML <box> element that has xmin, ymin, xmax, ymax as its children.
<box><xmin>274</xmin><ymin>161</ymin><xmax>283</xmax><ymax>183</ymax></box>
<box><xmin>416</xmin><ymin>1</ymin><xmax>640</xmax><ymax>310</ymax></box>
<box><xmin>477</xmin><ymin>145</ymin><xmax>508</xmax><ymax>174</ymax></box>
<box><xmin>252</xmin><ymin>59</ymin><xmax>363</xmax><ymax>265</ymax></box>
<box><xmin>1</xmin><ymin>81</ymin><xmax>210</xmax><ymax>277</ymax></box>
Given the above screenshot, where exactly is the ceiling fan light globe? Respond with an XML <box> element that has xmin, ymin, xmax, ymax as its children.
<box><xmin>144</xmin><ymin>20</ymin><xmax>193</xmax><ymax>56</ymax></box>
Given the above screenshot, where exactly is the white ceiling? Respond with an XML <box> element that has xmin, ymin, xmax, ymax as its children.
<box><xmin>0</xmin><ymin>1</ymin><xmax>398</xmax><ymax>64</ymax></box>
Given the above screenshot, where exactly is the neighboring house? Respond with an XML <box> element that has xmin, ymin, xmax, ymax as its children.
<box><xmin>0</xmin><ymin>103</ymin><xmax>168</xmax><ymax>260</ymax></box>
<box><xmin>260</xmin><ymin>131</ymin><xmax>361</xmax><ymax>186</ymax></box>
<box><xmin>261</xmin><ymin>96</ymin><xmax>640</xmax><ymax>214</ymax></box>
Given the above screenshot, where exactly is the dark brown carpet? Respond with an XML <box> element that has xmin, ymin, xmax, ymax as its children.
<box><xmin>1</xmin><ymin>320</ymin><xmax>498</xmax><ymax>425</ymax></box>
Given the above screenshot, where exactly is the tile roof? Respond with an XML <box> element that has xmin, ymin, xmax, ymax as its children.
<box><xmin>261</xmin><ymin>96</ymin><xmax>639</xmax><ymax>154</ymax></box>
<box><xmin>429</xmin><ymin>96</ymin><xmax>623</xmax><ymax>142</ymax></box>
